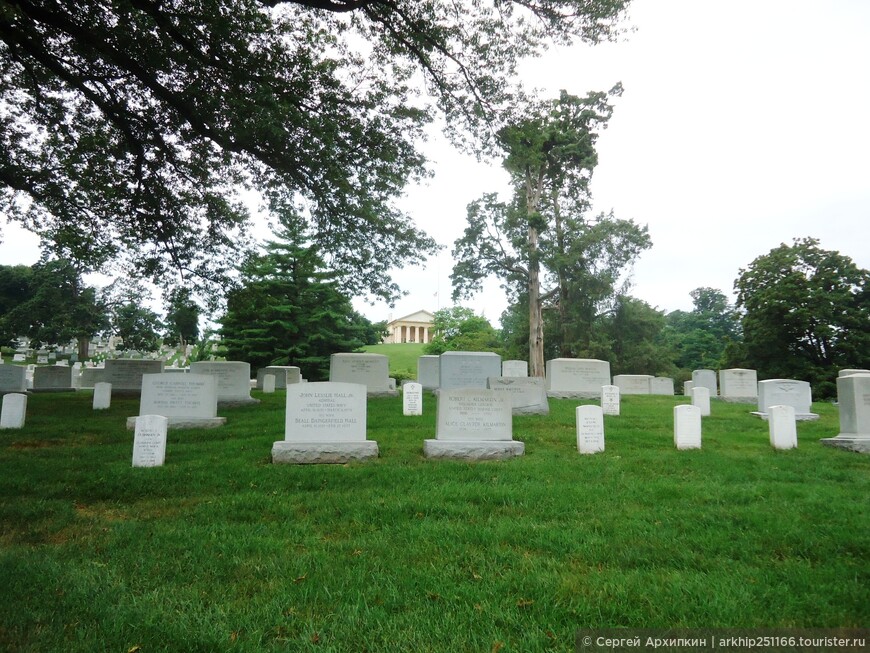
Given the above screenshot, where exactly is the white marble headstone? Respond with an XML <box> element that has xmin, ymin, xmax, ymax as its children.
<box><xmin>546</xmin><ymin>358</ymin><xmax>611</xmax><ymax>398</ymax></box>
<box><xmin>674</xmin><ymin>404</ymin><xmax>702</xmax><ymax>450</ymax></box>
<box><xmin>768</xmin><ymin>405</ymin><xmax>797</xmax><ymax>450</ymax></box>
<box><xmin>403</xmin><ymin>382</ymin><xmax>423</xmax><ymax>416</ymax></box>
<box><xmin>486</xmin><ymin>377</ymin><xmax>549</xmax><ymax>415</ymax></box>
<box><xmin>439</xmin><ymin>351</ymin><xmax>502</xmax><ymax>390</ymax></box>
<box><xmin>691</xmin><ymin>386</ymin><xmax>711</xmax><ymax>417</ymax></box>
<box><xmin>821</xmin><ymin>373</ymin><xmax>870</xmax><ymax>453</ymax></box>
<box><xmin>416</xmin><ymin>355</ymin><xmax>440</xmax><ymax>389</ymax></box>
<box><xmin>0</xmin><ymin>393</ymin><xmax>27</xmax><ymax>429</ymax></box>
<box><xmin>683</xmin><ymin>380</ymin><xmax>694</xmax><ymax>396</ymax></box>
<box><xmin>262</xmin><ymin>374</ymin><xmax>276</xmax><ymax>394</ymax></box>
<box><xmin>284</xmin><ymin>382</ymin><xmax>367</xmax><ymax>443</ymax></box>
<box><xmin>132</xmin><ymin>415</ymin><xmax>168</xmax><ymax>467</ymax></box>
<box><xmin>93</xmin><ymin>382</ymin><xmax>112</xmax><ymax>410</ymax></box>
<box><xmin>601</xmin><ymin>384</ymin><xmax>620</xmax><ymax>416</ymax></box>
<box><xmin>719</xmin><ymin>368</ymin><xmax>758</xmax><ymax>403</ymax></box>
<box><xmin>650</xmin><ymin>377</ymin><xmax>675</xmax><ymax>395</ymax></box>
<box><xmin>692</xmin><ymin>369</ymin><xmax>718</xmax><ymax>397</ymax></box>
<box><xmin>576</xmin><ymin>405</ymin><xmax>605</xmax><ymax>454</ymax></box>
<box><xmin>128</xmin><ymin>373</ymin><xmax>223</xmax><ymax>429</ymax></box>
<box><xmin>329</xmin><ymin>353</ymin><xmax>394</xmax><ymax>395</ymax></box>
<box><xmin>501</xmin><ymin>360</ymin><xmax>529</xmax><ymax>378</ymax></box>
<box><xmin>613</xmin><ymin>374</ymin><xmax>652</xmax><ymax>395</ymax></box>
<box><xmin>190</xmin><ymin>361</ymin><xmax>257</xmax><ymax>405</ymax></box>
<box><xmin>435</xmin><ymin>389</ymin><xmax>512</xmax><ymax>440</ymax></box>
<box><xmin>0</xmin><ymin>365</ymin><xmax>27</xmax><ymax>393</ymax></box>
<box><xmin>755</xmin><ymin>379</ymin><xmax>816</xmax><ymax>420</ymax></box>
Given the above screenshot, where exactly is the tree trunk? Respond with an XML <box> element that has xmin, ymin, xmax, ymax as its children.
<box><xmin>528</xmin><ymin>234</ymin><xmax>545</xmax><ymax>377</ymax></box>
<box><xmin>77</xmin><ymin>336</ymin><xmax>89</xmax><ymax>361</ymax></box>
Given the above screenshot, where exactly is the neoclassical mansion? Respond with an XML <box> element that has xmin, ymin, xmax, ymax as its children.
<box><xmin>382</xmin><ymin>310</ymin><xmax>435</xmax><ymax>344</ymax></box>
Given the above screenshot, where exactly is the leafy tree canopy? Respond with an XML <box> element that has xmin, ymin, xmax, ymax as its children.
<box><xmin>163</xmin><ymin>287</ymin><xmax>201</xmax><ymax>350</ymax></box>
<box><xmin>220</xmin><ymin>216</ymin><xmax>380</xmax><ymax>379</ymax></box>
<box><xmin>662</xmin><ymin>287</ymin><xmax>741</xmax><ymax>373</ymax></box>
<box><xmin>0</xmin><ymin>0</ymin><xmax>630</xmax><ymax>303</ymax></box>
<box><xmin>424</xmin><ymin>306</ymin><xmax>502</xmax><ymax>355</ymax></box>
<box><xmin>734</xmin><ymin>238</ymin><xmax>870</xmax><ymax>397</ymax></box>
<box><xmin>0</xmin><ymin>258</ymin><xmax>108</xmax><ymax>351</ymax></box>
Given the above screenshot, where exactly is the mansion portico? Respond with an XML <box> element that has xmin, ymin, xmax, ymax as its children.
<box><xmin>382</xmin><ymin>310</ymin><xmax>435</xmax><ymax>344</ymax></box>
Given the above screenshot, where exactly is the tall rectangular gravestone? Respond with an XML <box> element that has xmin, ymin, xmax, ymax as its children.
<box><xmin>546</xmin><ymin>358</ymin><xmax>611</xmax><ymax>399</ymax></box>
<box><xmin>104</xmin><ymin>359</ymin><xmax>164</xmax><ymax>395</ymax></box>
<box><xmin>403</xmin><ymin>382</ymin><xmax>423</xmax><ymax>416</ymax></box>
<box><xmin>650</xmin><ymin>377</ymin><xmax>675</xmax><ymax>395</ymax></box>
<box><xmin>821</xmin><ymin>373</ymin><xmax>870</xmax><ymax>453</ymax></box>
<box><xmin>719</xmin><ymin>368</ymin><xmax>758</xmax><ymax>403</ymax></box>
<box><xmin>32</xmin><ymin>365</ymin><xmax>74</xmax><ymax>392</ymax></box>
<box><xmin>501</xmin><ymin>360</ymin><xmax>528</xmax><ymax>378</ymax></box>
<box><xmin>330</xmin><ymin>353</ymin><xmax>396</xmax><ymax>396</ymax></box>
<box><xmin>131</xmin><ymin>415</ymin><xmax>168</xmax><ymax>467</ymax></box>
<box><xmin>692</xmin><ymin>369</ymin><xmax>718</xmax><ymax>397</ymax></box>
<box><xmin>691</xmin><ymin>386</ymin><xmax>711</xmax><ymax>417</ymax></box>
<box><xmin>769</xmin><ymin>404</ymin><xmax>798</xmax><ymax>450</ymax></box>
<box><xmin>601</xmin><ymin>384</ymin><xmax>620</xmax><ymax>416</ymax></box>
<box><xmin>262</xmin><ymin>374</ymin><xmax>276</xmax><ymax>394</ymax></box>
<box><xmin>190</xmin><ymin>361</ymin><xmax>258</xmax><ymax>406</ymax></box>
<box><xmin>613</xmin><ymin>374</ymin><xmax>653</xmax><ymax>395</ymax></box>
<box><xmin>0</xmin><ymin>365</ymin><xmax>27</xmax><ymax>394</ymax></box>
<box><xmin>576</xmin><ymin>405</ymin><xmax>605</xmax><ymax>454</ymax></box>
<box><xmin>93</xmin><ymin>382</ymin><xmax>112</xmax><ymax>410</ymax></box>
<box><xmin>126</xmin><ymin>374</ymin><xmax>224</xmax><ymax>429</ymax></box>
<box><xmin>256</xmin><ymin>366</ymin><xmax>301</xmax><ymax>389</ymax></box>
<box><xmin>486</xmin><ymin>377</ymin><xmax>549</xmax><ymax>415</ymax></box>
<box><xmin>424</xmin><ymin>388</ymin><xmax>523</xmax><ymax>460</ymax></box>
<box><xmin>439</xmin><ymin>351</ymin><xmax>502</xmax><ymax>391</ymax></box>
<box><xmin>753</xmin><ymin>379</ymin><xmax>818</xmax><ymax>421</ymax></box>
<box><xmin>0</xmin><ymin>393</ymin><xmax>27</xmax><ymax>429</ymax></box>
<box><xmin>272</xmin><ymin>382</ymin><xmax>377</xmax><ymax>463</ymax></box>
<box><xmin>674</xmin><ymin>404</ymin><xmax>702</xmax><ymax>450</ymax></box>
<box><xmin>417</xmin><ymin>356</ymin><xmax>440</xmax><ymax>390</ymax></box>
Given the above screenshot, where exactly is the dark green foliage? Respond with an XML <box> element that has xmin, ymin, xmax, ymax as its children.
<box><xmin>220</xmin><ymin>220</ymin><xmax>379</xmax><ymax>380</ymax></box>
<box><xmin>0</xmin><ymin>259</ymin><xmax>109</xmax><ymax>352</ymax></box>
<box><xmin>662</xmin><ymin>287</ymin><xmax>742</xmax><ymax>375</ymax></box>
<box><xmin>594</xmin><ymin>296</ymin><xmax>676</xmax><ymax>376</ymax></box>
<box><xmin>0</xmin><ymin>0</ymin><xmax>630</xmax><ymax>301</ymax></box>
<box><xmin>163</xmin><ymin>287</ymin><xmax>201</xmax><ymax>349</ymax></box>
<box><xmin>423</xmin><ymin>306</ymin><xmax>503</xmax><ymax>355</ymax></box>
<box><xmin>734</xmin><ymin>238</ymin><xmax>870</xmax><ymax>398</ymax></box>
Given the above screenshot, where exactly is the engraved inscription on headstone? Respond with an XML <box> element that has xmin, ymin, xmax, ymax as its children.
<box><xmin>601</xmin><ymin>385</ymin><xmax>620</xmax><ymax>416</ymax></box>
<box><xmin>284</xmin><ymin>382</ymin><xmax>367</xmax><ymax>443</ymax></box>
<box><xmin>436</xmin><ymin>389</ymin><xmax>512</xmax><ymax>441</ymax></box>
<box><xmin>403</xmin><ymin>382</ymin><xmax>423</xmax><ymax>416</ymax></box>
<box><xmin>576</xmin><ymin>405</ymin><xmax>605</xmax><ymax>454</ymax></box>
<box><xmin>132</xmin><ymin>415</ymin><xmax>168</xmax><ymax>467</ymax></box>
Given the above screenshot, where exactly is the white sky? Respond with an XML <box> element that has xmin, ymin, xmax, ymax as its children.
<box><xmin>2</xmin><ymin>0</ymin><xmax>868</xmax><ymax>328</ymax></box>
<box><xmin>357</xmin><ymin>0</ymin><xmax>870</xmax><ymax>325</ymax></box>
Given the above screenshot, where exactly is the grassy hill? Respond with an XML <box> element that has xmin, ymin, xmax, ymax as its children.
<box><xmin>360</xmin><ymin>343</ymin><xmax>427</xmax><ymax>379</ymax></box>
<box><xmin>0</xmin><ymin>392</ymin><xmax>866</xmax><ymax>652</ymax></box>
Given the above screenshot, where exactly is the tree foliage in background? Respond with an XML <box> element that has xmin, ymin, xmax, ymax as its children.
<box><xmin>163</xmin><ymin>287</ymin><xmax>201</xmax><ymax>351</ymax></box>
<box><xmin>220</xmin><ymin>218</ymin><xmax>380</xmax><ymax>380</ymax></box>
<box><xmin>101</xmin><ymin>279</ymin><xmax>163</xmax><ymax>352</ymax></box>
<box><xmin>0</xmin><ymin>0</ymin><xmax>630</xmax><ymax>303</ymax></box>
<box><xmin>734</xmin><ymin>238</ymin><xmax>870</xmax><ymax>397</ymax></box>
<box><xmin>661</xmin><ymin>287</ymin><xmax>741</xmax><ymax>375</ymax></box>
<box><xmin>593</xmin><ymin>296</ymin><xmax>675</xmax><ymax>376</ymax></box>
<box><xmin>0</xmin><ymin>259</ymin><xmax>108</xmax><ymax>355</ymax></box>
<box><xmin>452</xmin><ymin>88</ymin><xmax>650</xmax><ymax>374</ymax></box>
<box><xmin>423</xmin><ymin>306</ymin><xmax>502</xmax><ymax>356</ymax></box>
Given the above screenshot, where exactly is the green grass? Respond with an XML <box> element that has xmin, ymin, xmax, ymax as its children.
<box><xmin>0</xmin><ymin>392</ymin><xmax>867</xmax><ymax>652</ymax></box>
<box><xmin>360</xmin><ymin>343</ymin><xmax>427</xmax><ymax>378</ymax></box>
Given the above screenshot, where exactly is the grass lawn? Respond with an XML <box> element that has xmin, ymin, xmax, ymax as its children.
<box><xmin>359</xmin><ymin>343</ymin><xmax>427</xmax><ymax>378</ymax></box>
<box><xmin>0</xmin><ymin>391</ymin><xmax>867</xmax><ymax>652</ymax></box>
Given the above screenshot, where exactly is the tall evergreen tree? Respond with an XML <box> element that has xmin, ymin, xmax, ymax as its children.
<box><xmin>220</xmin><ymin>220</ymin><xmax>378</xmax><ymax>380</ymax></box>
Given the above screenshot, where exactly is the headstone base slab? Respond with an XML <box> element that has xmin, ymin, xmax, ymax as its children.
<box><xmin>271</xmin><ymin>441</ymin><xmax>379</xmax><ymax>464</ymax></box>
<box><xmin>217</xmin><ymin>397</ymin><xmax>261</xmax><ymax>408</ymax></box>
<box><xmin>423</xmin><ymin>439</ymin><xmax>524</xmax><ymax>461</ymax></box>
<box><xmin>720</xmin><ymin>397</ymin><xmax>757</xmax><ymax>404</ymax></box>
<box><xmin>127</xmin><ymin>416</ymin><xmax>226</xmax><ymax>430</ymax></box>
<box><xmin>367</xmin><ymin>390</ymin><xmax>399</xmax><ymax>398</ymax></box>
<box><xmin>547</xmin><ymin>391</ymin><xmax>600</xmax><ymax>400</ymax></box>
<box><xmin>751</xmin><ymin>411</ymin><xmax>819</xmax><ymax>421</ymax></box>
<box><xmin>820</xmin><ymin>436</ymin><xmax>870</xmax><ymax>454</ymax></box>
<box><xmin>513</xmin><ymin>405</ymin><xmax>550</xmax><ymax>416</ymax></box>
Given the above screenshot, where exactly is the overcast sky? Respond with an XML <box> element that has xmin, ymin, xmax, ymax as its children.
<box><xmin>2</xmin><ymin>0</ymin><xmax>868</xmax><ymax>329</ymax></box>
<box><xmin>357</xmin><ymin>0</ymin><xmax>870</xmax><ymax>325</ymax></box>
